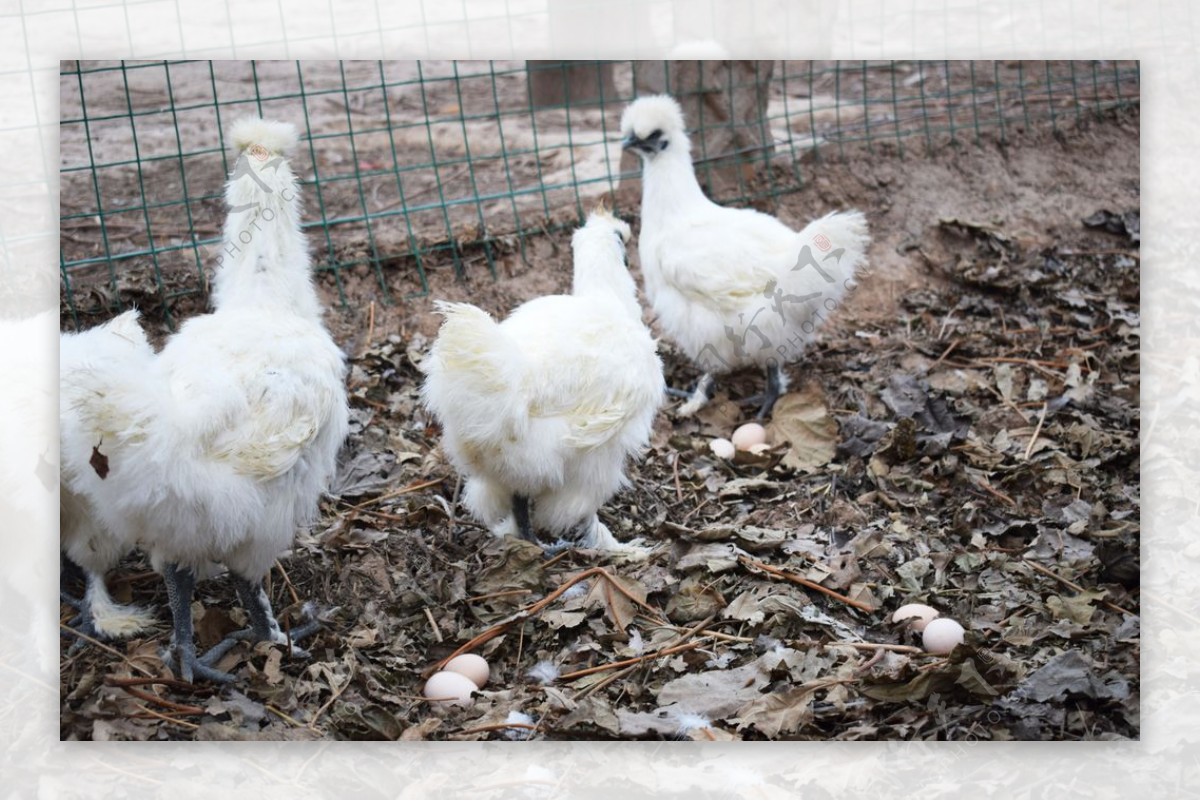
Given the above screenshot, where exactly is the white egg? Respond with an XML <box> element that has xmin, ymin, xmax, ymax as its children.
<box><xmin>731</xmin><ymin>423</ymin><xmax>767</xmax><ymax>451</ymax></box>
<box><xmin>444</xmin><ymin>653</ymin><xmax>490</xmax><ymax>689</ymax></box>
<box><xmin>424</xmin><ymin>670</ymin><xmax>478</xmax><ymax>707</ymax></box>
<box><xmin>922</xmin><ymin>618</ymin><xmax>966</xmax><ymax>654</ymax></box>
<box><xmin>709</xmin><ymin>438</ymin><xmax>736</xmax><ymax>459</ymax></box>
<box><xmin>892</xmin><ymin>603</ymin><xmax>940</xmax><ymax>632</ymax></box>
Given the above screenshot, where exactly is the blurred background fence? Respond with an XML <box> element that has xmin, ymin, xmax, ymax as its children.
<box><xmin>59</xmin><ymin>59</ymin><xmax>1140</xmax><ymax>328</ymax></box>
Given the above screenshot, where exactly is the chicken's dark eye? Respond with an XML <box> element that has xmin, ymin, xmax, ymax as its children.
<box><xmin>649</xmin><ymin>128</ymin><xmax>662</xmax><ymax>139</ymax></box>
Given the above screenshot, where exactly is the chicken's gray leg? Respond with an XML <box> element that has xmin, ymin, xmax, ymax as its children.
<box><xmin>162</xmin><ymin>562</ymin><xmax>234</xmax><ymax>684</ymax></box>
<box><xmin>756</xmin><ymin>362</ymin><xmax>788</xmax><ymax>420</ymax></box>
<box><xmin>676</xmin><ymin>373</ymin><xmax>716</xmax><ymax>417</ymax></box>
<box><xmin>512</xmin><ymin>494</ymin><xmax>537</xmax><ymax>543</ymax></box>
<box><xmin>60</xmin><ymin>584</ymin><xmax>94</xmax><ymax>656</ymax></box>
<box><xmin>197</xmin><ymin>575</ymin><xmax>321</xmax><ymax>667</ymax></box>
<box><xmin>60</xmin><ymin>553</ymin><xmax>89</xmax><ymax>623</ymax></box>
<box><xmin>60</xmin><ymin>571</ymin><xmax>105</xmax><ymax>646</ymax></box>
<box><xmin>666</xmin><ymin>373</ymin><xmax>716</xmax><ymax>399</ymax></box>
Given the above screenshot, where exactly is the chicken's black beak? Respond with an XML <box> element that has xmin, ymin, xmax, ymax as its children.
<box><xmin>621</xmin><ymin>129</ymin><xmax>666</xmax><ymax>155</ymax></box>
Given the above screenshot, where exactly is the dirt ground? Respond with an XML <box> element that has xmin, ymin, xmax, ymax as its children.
<box><xmin>59</xmin><ymin>93</ymin><xmax>1139</xmax><ymax>740</ymax></box>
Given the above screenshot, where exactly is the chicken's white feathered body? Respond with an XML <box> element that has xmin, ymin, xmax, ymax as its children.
<box><xmin>422</xmin><ymin>212</ymin><xmax>664</xmax><ymax>549</ymax></box>
<box><xmin>60</xmin><ymin>119</ymin><xmax>349</xmax><ymax>584</ymax></box>
<box><xmin>59</xmin><ymin>310</ymin><xmax>159</xmax><ymax>636</ymax></box>
<box><xmin>624</xmin><ymin>95</ymin><xmax>869</xmax><ymax>379</ymax></box>
<box><xmin>641</xmin><ymin>206</ymin><xmax>867</xmax><ymax>372</ymax></box>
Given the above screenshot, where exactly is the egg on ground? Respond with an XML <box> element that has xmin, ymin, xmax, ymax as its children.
<box><xmin>424</xmin><ymin>670</ymin><xmax>478</xmax><ymax>707</ymax></box>
<box><xmin>709</xmin><ymin>437</ymin><xmax>736</xmax><ymax>459</ymax></box>
<box><xmin>922</xmin><ymin>618</ymin><xmax>966</xmax><ymax>654</ymax></box>
<box><xmin>444</xmin><ymin>653</ymin><xmax>490</xmax><ymax>688</ymax></box>
<box><xmin>731</xmin><ymin>423</ymin><xmax>767</xmax><ymax>451</ymax></box>
<box><xmin>892</xmin><ymin>603</ymin><xmax>940</xmax><ymax>632</ymax></box>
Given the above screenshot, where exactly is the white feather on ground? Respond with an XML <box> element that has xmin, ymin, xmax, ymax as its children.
<box><xmin>620</xmin><ymin>94</ymin><xmax>870</xmax><ymax>416</ymax></box>
<box><xmin>58</xmin><ymin>118</ymin><xmax>349</xmax><ymax>681</ymax></box>
<box><xmin>421</xmin><ymin>209</ymin><xmax>664</xmax><ymax>555</ymax></box>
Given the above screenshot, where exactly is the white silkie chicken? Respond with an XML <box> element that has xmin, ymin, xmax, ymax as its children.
<box><xmin>421</xmin><ymin>209</ymin><xmax>664</xmax><ymax>554</ymax></box>
<box><xmin>1</xmin><ymin>309</ymin><xmax>66</xmax><ymax>673</ymax></box>
<box><xmin>58</xmin><ymin>118</ymin><xmax>349</xmax><ymax>682</ymax></box>
<box><xmin>60</xmin><ymin>309</ymin><xmax>157</xmax><ymax>641</ymax></box>
<box><xmin>620</xmin><ymin>94</ymin><xmax>870</xmax><ymax>418</ymax></box>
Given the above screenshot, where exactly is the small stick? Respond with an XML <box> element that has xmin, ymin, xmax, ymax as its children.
<box><xmin>854</xmin><ymin>647</ymin><xmax>887</xmax><ymax>676</ymax></box>
<box><xmin>1024</xmin><ymin>559</ymin><xmax>1136</xmax><ymax>617</ymax></box>
<box><xmin>931</xmin><ymin>338</ymin><xmax>959</xmax><ymax>368</ymax></box>
<box><xmin>435</xmin><ymin>567</ymin><xmax>655</xmax><ymax>668</ymax></box>
<box><xmin>265</xmin><ymin>704</ymin><xmax>305</xmax><ymax>728</ymax></box>
<box><xmin>457</xmin><ymin>722</ymin><xmax>539</xmax><ymax>736</ymax></box>
<box><xmin>515</xmin><ymin>621</ymin><xmax>525</xmax><ymax>674</ymax></box>
<box><xmin>681</xmin><ymin>496</ymin><xmax>713</xmax><ymax>525</ymax></box>
<box><xmin>693</xmin><ymin>629</ymin><xmax>755</xmax><ymax>643</ymax></box>
<box><xmin>672</xmin><ymin>452</ymin><xmax>683</xmax><ymax>503</ymax></box>
<box><xmin>559</xmin><ymin>639</ymin><xmax>710</xmax><ymax>681</ymax></box>
<box><xmin>132</xmin><ymin>704</ymin><xmax>200</xmax><ymax>730</ymax></box>
<box><xmin>116</xmin><ymin>685</ymin><xmax>206</xmax><ymax>716</ymax></box>
<box><xmin>60</xmin><ymin>623</ymin><xmax>155</xmax><ymax>677</ymax></box>
<box><xmin>307</xmin><ymin>663</ymin><xmax>356</xmax><ymax>731</ymax></box>
<box><xmin>1023</xmin><ymin>402</ymin><xmax>1049</xmax><ymax>461</ymax></box>
<box><xmin>365</xmin><ymin>300</ymin><xmax>376</xmax><ymax>351</ymax></box>
<box><xmin>275</xmin><ymin>560</ymin><xmax>301</xmax><ymax>607</ymax></box>
<box><xmin>103</xmin><ymin>675</ymin><xmax>202</xmax><ymax>692</ymax></box>
<box><xmin>937</xmin><ymin>308</ymin><xmax>957</xmax><ymax>340</ymax></box>
<box><xmin>917</xmin><ymin>658</ymin><xmax>951</xmax><ymax>672</ymax></box>
<box><xmin>423</xmin><ymin>607</ymin><xmax>444</xmax><ymax>643</ymax></box>
<box><xmin>447</xmin><ymin>474</ymin><xmax>462</xmax><ymax>538</ymax></box>
<box><xmin>353</xmin><ymin>396</ymin><xmax>389</xmax><ymax>411</ymax></box>
<box><xmin>575</xmin><ymin>663</ymin><xmax>638</xmax><ymax>701</ymax></box>
<box><xmin>980</xmin><ymin>357</ymin><xmax>1069</xmax><ymax>369</ymax></box>
<box><xmin>826</xmin><ymin>641</ymin><xmax>924</xmax><ymax>654</ymax></box>
<box><xmin>465</xmin><ymin>589</ymin><xmax>535</xmax><ymax>603</ymax></box>
<box><xmin>973</xmin><ymin>477</ymin><xmax>1018</xmax><ymax>509</ymax></box>
<box><xmin>539</xmin><ymin>550</ymin><xmax>572</xmax><ymax>570</ymax></box>
<box><xmin>344</xmin><ymin>476</ymin><xmax>448</xmax><ymax>511</ymax></box>
<box><xmin>739</xmin><ymin>556</ymin><xmax>876</xmax><ymax>612</ymax></box>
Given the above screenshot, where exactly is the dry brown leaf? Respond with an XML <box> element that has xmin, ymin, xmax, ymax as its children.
<box><xmin>767</xmin><ymin>383</ymin><xmax>838</xmax><ymax>473</ymax></box>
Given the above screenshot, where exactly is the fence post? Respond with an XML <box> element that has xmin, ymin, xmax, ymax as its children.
<box><xmin>527</xmin><ymin>61</ymin><xmax>616</xmax><ymax>109</ymax></box>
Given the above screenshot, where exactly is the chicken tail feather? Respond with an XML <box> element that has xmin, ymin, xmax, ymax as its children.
<box><xmin>789</xmin><ymin>210</ymin><xmax>870</xmax><ymax>304</ymax></box>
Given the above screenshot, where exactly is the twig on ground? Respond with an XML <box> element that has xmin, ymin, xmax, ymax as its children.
<box><xmin>344</xmin><ymin>476</ymin><xmax>448</xmax><ymax>511</ymax></box>
<box><xmin>113</xmin><ymin>684</ymin><xmax>206</xmax><ymax>716</ymax></box>
<box><xmin>60</xmin><ymin>623</ymin><xmax>155</xmax><ymax>678</ymax></box>
<box><xmin>739</xmin><ymin>556</ymin><xmax>876</xmax><ymax>612</ymax></box>
<box><xmin>435</xmin><ymin>567</ymin><xmax>657</xmax><ymax>669</ymax></box>
<box><xmin>1024</xmin><ymin>559</ymin><xmax>1136</xmax><ymax>617</ymax></box>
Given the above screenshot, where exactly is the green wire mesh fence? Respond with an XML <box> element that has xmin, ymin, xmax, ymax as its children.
<box><xmin>59</xmin><ymin>59</ymin><xmax>1140</xmax><ymax>329</ymax></box>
